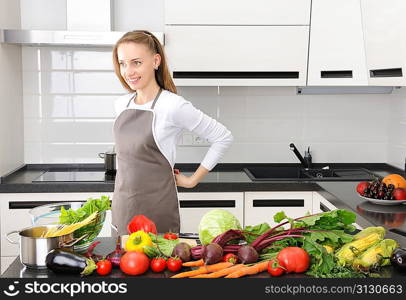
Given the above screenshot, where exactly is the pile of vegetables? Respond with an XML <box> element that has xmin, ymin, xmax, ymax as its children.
<box><xmin>45</xmin><ymin>207</ymin><xmax>404</xmax><ymax>278</ymax></box>
<box><xmin>182</xmin><ymin>208</ymin><xmax>401</xmax><ymax>278</ymax></box>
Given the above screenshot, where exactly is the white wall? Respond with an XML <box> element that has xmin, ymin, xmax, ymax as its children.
<box><xmin>20</xmin><ymin>45</ymin><xmax>396</xmax><ymax>165</ymax></box>
<box><xmin>13</xmin><ymin>0</ymin><xmax>406</xmax><ymax>169</ymax></box>
<box><xmin>0</xmin><ymin>0</ymin><xmax>24</xmax><ymax>177</ymax></box>
<box><xmin>387</xmin><ymin>88</ymin><xmax>406</xmax><ymax>170</ymax></box>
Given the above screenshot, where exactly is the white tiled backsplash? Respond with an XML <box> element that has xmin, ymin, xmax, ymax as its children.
<box><xmin>22</xmin><ymin>47</ymin><xmax>406</xmax><ymax>169</ymax></box>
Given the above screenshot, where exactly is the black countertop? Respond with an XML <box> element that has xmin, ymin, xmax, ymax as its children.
<box><xmin>2</xmin><ymin>163</ymin><xmax>406</xmax><ymax>278</ymax></box>
<box><xmin>1</xmin><ymin>163</ymin><xmax>406</xmax><ymax>234</ymax></box>
<box><xmin>1</xmin><ymin>164</ymin><xmax>406</xmax><ymax>238</ymax></box>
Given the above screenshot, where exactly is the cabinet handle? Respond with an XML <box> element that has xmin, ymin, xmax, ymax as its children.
<box><xmin>252</xmin><ymin>199</ymin><xmax>304</xmax><ymax>207</ymax></box>
<box><xmin>173</xmin><ymin>71</ymin><xmax>299</xmax><ymax>79</ymax></box>
<box><xmin>9</xmin><ymin>201</ymin><xmax>78</xmax><ymax>209</ymax></box>
<box><xmin>320</xmin><ymin>203</ymin><xmax>330</xmax><ymax>212</ymax></box>
<box><xmin>180</xmin><ymin>200</ymin><xmax>235</xmax><ymax>208</ymax></box>
<box><xmin>389</xmin><ymin>228</ymin><xmax>406</xmax><ymax>238</ymax></box>
<box><xmin>369</xmin><ymin>68</ymin><xmax>402</xmax><ymax>78</ymax></box>
<box><xmin>320</xmin><ymin>70</ymin><xmax>353</xmax><ymax>78</ymax></box>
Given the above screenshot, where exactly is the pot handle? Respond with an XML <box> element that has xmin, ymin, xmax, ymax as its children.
<box><xmin>5</xmin><ymin>231</ymin><xmax>19</xmax><ymax>244</ymax></box>
<box><xmin>98</xmin><ymin>153</ymin><xmax>105</xmax><ymax>159</ymax></box>
<box><xmin>59</xmin><ymin>233</ymin><xmax>89</xmax><ymax>248</ymax></box>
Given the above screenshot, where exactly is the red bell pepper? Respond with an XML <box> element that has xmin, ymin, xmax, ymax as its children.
<box><xmin>127</xmin><ymin>215</ymin><xmax>157</xmax><ymax>235</ymax></box>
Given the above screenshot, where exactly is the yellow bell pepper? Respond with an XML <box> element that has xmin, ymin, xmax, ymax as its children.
<box><xmin>125</xmin><ymin>230</ymin><xmax>152</xmax><ymax>252</ymax></box>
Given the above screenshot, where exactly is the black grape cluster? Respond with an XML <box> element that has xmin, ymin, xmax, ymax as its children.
<box><xmin>363</xmin><ymin>180</ymin><xmax>395</xmax><ymax>200</ymax></box>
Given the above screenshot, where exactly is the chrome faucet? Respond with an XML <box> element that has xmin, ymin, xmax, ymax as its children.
<box><xmin>289</xmin><ymin>143</ymin><xmax>311</xmax><ymax>169</ymax></box>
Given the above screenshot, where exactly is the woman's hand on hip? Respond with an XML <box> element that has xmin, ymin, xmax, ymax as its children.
<box><xmin>174</xmin><ymin>169</ymin><xmax>197</xmax><ymax>188</ymax></box>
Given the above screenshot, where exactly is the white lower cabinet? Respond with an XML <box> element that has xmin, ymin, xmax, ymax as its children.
<box><xmin>178</xmin><ymin>192</ymin><xmax>244</xmax><ymax>233</ymax></box>
<box><xmin>244</xmin><ymin>192</ymin><xmax>313</xmax><ymax>226</ymax></box>
<box><xmin>0</xmin><ymin>192</ymin><xmax>113</xmax><ymax>259</ymax></box>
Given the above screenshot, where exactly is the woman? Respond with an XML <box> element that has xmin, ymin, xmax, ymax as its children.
<box><xmin>111</xmin><ymin>30</ymin><xmax>233</xmax><ymax>235</ymax></box>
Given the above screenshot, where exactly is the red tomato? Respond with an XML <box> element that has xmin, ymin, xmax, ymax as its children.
<box><xmin>222</xmin><ymin>253</ymin><xmax>238</xmax><ymax>264</ymax></box>
<box><xmin>267</xmin><ymin>259</ymin><xmax>285</xmax><ymax>277</ymax></box>
<box><xmin>120</xmin><ymin>251</ymin><xmax>150</xmax><ymax>275</ymax></box>
<box><xmin>127</xmin><ymin>215</ymin><xmax>157</xmax><ymax>235</ymax></box>
<box><xmin>163</xmin><ymin>232</ymin><xmax>178</xmax><ymax>240</ymax></box>
<box><xmin>167</xmin><ymin>257</ymin><xmax>182</xmax><ymax>272</ymax></box>
<box><xmin>96</xmin><ymin>260</ymin><xmax>112</xmax><ymax>276</ymax></box>
<box><xmin>150</xmin><ymin>257</ymin><xmax>167</xmax><ymax>272</ymax></box>
<box><xmin>276</xmin><ymin>247</ymin><xmax>310</xmax><ymax>273</ymax></box>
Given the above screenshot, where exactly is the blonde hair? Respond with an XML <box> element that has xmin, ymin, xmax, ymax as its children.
<box><xmin>112</xmin><ymin>30</ymin><xmax>177</xmax><ymax>94</ymax></box>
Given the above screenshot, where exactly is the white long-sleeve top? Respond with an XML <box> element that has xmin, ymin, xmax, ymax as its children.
<box><xmin>114</xmin><ymin>89</ymin><xmax>233</xmax><ymax>171</ymax></box>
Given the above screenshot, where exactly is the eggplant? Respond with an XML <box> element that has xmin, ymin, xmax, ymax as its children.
<box><xmin>391</xmin><ymin>248</ymin><xmax>406</xmax><ymax>272</ymax></box>
<box><xmin>46</xmin><ymin>248</ymin><xmax>97</xmax><ymax>276</ymax></box>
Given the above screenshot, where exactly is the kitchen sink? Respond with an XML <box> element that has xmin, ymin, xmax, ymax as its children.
<box><xmin>243</xmin><ymin>166</ymin><xmax>311</xmax><ymax>180</ymax></box>
<box><xmin>243</xmin><ymin>167</ymin><xmax>376</xmax><ymax>181</ymax></box>
<box><xmin>304</xmin><ymin>169</ymin><xmax>339</xmax><ymax>178</ymax></box>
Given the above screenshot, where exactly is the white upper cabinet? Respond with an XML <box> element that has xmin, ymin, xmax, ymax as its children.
<box><xmin>165</xmin><ymin>0</ymin><xmax>311</xmax><ymax>25</ymax></box>
<box><xmin>307</xmin><ymin>0</ymin><xmax>368</xmax><ymax>86</ymax></box>
<box><xmin>165</xmin><ymin>26</ymin><xmax>309</xmax><ymax>86</ymax></box>
<box><xmin>361</xmin><ymin>0</ymin><xmax>406</xmax><ymax>86</ymax></box>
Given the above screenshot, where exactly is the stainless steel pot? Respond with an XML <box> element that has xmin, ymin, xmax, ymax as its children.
<box><xmin>98</xmin><ymin>149</ymin><xmax>116</xmax><ymax>175</ymax></box>
<box><xmin>6</xmin><ymin>225</ymin><xmax>87</xmax><ymax>269</ymax></box>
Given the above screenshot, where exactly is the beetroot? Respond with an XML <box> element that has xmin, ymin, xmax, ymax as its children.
<box><xmin>202</xmin><ymin>243</ymin><xmax>223</xmax><ymax>265</ymax></box>
<box><xmin>237</xmin><ymin>245</ymin><xmax>258</xmax><ymax>264</ymax></box>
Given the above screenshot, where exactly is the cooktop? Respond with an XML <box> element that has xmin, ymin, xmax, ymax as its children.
<box><xmin>32</xmin><ymin>171</ymin><xmax>111</xmax><ymax>182</ymax></box>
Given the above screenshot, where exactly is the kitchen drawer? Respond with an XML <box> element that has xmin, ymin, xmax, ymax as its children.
<box><xmin>165</xmin><ymin>0</ymin><xmax>311</xmax><ymax>25</ymax></box>
<box><xmin>165</xmin><ymin>25</ymin><xmax>309</xmax><ymax>86</ymax></box>
<box><xmin>244</xmin><ymin>192</ymin><xmax>313</xmax><ymax>227</ymax></box>
<box><xmin>0</xmin><ymin>193</ymin><xmax>113</xmax><ymax>256</ymax></box>
<box><xmin>178</xmin><ymin>192</ymin><xmax>244</xmax><ymax>233</ymax></box>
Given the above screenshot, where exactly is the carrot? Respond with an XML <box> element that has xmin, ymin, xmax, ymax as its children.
<box><xmin>182</xmin><ymin>259</ymin><xmax>204</xmax><ymax>267</ymax></box>
<box><xmin>171</xmin><ymin>262</ymin><xmax>233</xmax><ymax>278</ymax></box>
<box><xmin>191</xmin><ymin>264</ymin><xmax>245</xmax><ymax>278</ymax></box>
<box><xmin>225</xmin><ymin>261</ymin><xmax>270</xmax><ymax>278</ymax></box>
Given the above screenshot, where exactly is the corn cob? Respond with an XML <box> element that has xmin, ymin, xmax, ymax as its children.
<box><xmin>335</xmin><ymin>232</ymin><xmax>382</xmax><ymax>266</ymax></box>
<box><xmin>352</xmin><ymin>239</ymin><xmax>399</xmax><ymax>270</ymax></box>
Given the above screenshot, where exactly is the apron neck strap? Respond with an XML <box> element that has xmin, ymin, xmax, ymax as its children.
<box><xmin>125</xmin><ymin>88</ymin><xmax>162</xmax><ymax>109</ymax></box>
<box><xmin>150</xmin><ymin>88</ymin><xmax>162</xmax><ymax>110</ymax></box>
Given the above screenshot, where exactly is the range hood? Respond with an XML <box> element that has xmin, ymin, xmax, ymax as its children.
<box><xmin>0</xmin><ymin>0</ymin><xmax>163</xmax><ymax>47</ymax></box>
<box><xmin>0</xmin><ymin>29</ymin><xmax>164</xmax><ymax>47</ymax></box>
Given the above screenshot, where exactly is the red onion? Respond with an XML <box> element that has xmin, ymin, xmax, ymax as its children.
<box><xmin>84</xmin><ymin>241</ymin><xmax>103</xmax><ymax>262</ymax></box>
<box><xmin>106</xmin><ymin>237</ymin><xmax>126</xmax><ymax>267</ymax></box>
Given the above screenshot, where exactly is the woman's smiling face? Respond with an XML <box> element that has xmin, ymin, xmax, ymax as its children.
<box><xmin>117</xmin><ymin>42</ymin><xmax>160</xmax><ymax>90</ymax></box>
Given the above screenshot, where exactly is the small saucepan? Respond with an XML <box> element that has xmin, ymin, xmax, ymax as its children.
<box><xmin>6</xmin><ymin>225</ymin><xmax>87</xmax><ymax>269</ymax></box>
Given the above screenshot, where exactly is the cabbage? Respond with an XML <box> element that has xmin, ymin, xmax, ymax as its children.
<box><xmin>198</xmin><ymin>209</ymin><xmax>241</xmax><ymax>245</ymax></box>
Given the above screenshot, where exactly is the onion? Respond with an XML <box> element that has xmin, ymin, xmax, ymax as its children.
<box><xmin>106</xmin><ymin>237</ymin><xmax>126</xmax><ymax>267</ymax></box>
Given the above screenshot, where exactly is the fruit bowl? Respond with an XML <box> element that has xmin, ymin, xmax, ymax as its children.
<box><xmin>358</xmin><ymin>195</ymin><xmax>406</xmax><ymax>206</ymax></box>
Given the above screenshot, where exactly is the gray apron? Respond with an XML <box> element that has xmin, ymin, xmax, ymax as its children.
<box><xmin>112</xmin><ymin>89</ymin><xmax>180</xmax><ymax>235</ymax></box>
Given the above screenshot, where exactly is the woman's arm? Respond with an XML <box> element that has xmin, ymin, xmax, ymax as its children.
<box><xmin>170</xmin><ymin>97</ymin><xmax>234</xmax><ymax>188</ymax></box>
<box><xmin>174</xmin><ymin>164</ymin><xmax>209</xmax><ymax>188</ymax></box>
